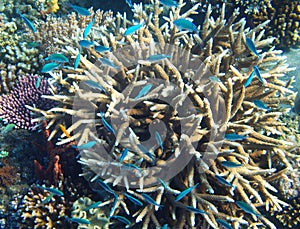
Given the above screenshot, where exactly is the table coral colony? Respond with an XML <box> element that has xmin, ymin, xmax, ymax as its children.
<box><xmin>5</xmin><ymin>0</ymin><xmax>299</xmax><ymax>228</ymax></box>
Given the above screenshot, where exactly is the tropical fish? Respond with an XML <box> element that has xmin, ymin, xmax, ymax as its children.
<box><xmin>66</xmin><ymin>216</ymin><xmax>91</xmax><ymax>225</ymax></box>
<box><xmin>141</xmin><ymin>193</ymin><xmax>163</xmax><ymax>207</ymax></box>
<box><xmin>119</xmin><ymin>148</ymin><xmax>128</xmax><ymax>162</ymax></box>
<box><xmin>159</xmin><ymin>0</ymin><xmax>178</xmax><ymax>7</ymax></box>
<box><xmin>155</xmin><ymin>131</ymin><xmax>164</xmax><ymax>151</ymax></box>
<box><xmin>3</xmin><ymin>123</ymin><xmax>15</xmax><ymax>134</ymax></box>
<box><xmin>175</xmin><ymin>183</ymin><xmax>199</xmax><ymax>201</ymax></box>
<box><xmin>124</xmin><ymin>193</ymin><xmax>143</xmax><ymax>206</ymax></box>
<box><xmin>110</xmin><ymin>195</ymin><xmax>119</xmax><ymax>216</ymax></box>
<box><xmin>215</xmin><ymin>175</ymin><xmax>233</xmax><ymax>187</ymax></box>
<box><xmin>135</xmin><ymin>84</ymin><xmax>152</xmax><ymax>99</ymax></box>
<box><xmin>98</xmin><ymin>112</ymin><xmax>115</xmax><ymax>135</ymax></box>
<box><xmin>220</xmin><ymin>161</ymin><xmax>243</xmax><ymax>168</ymax></box>
<box><xmin>126</xmin><ymin>0</ymin><xmax>133</xmax><ymax>8</ymax></box>
<box><xmin>83</xmin><ymin>18</ymin><xmax>95</xmax><ymax>39</ymax></box>
<box><xmin>124</xmin><ymin>22</ymin><xmax>145</xmax><ymax>36</ymax></box>
<box><xmin>253</xmin><ymin>65</ymin><xmax>267</xmax><ymax>85</ymax></box>
<box><xmin>111</xmin><ymin>215</ymin><xmax>131</xmax><ymax>226</ymax></box>
<box><xmin>122</xmin><ymin>163</ymin><xmax>142</xmax><ymax>171</ymax></box>
<box><xmin>41</xmin><ymin>193</ymin><xmax>54</xmax><ymax>204</ymax></box>
<box><xmin>98</xmin><ymin>58</ymin><xmax>118</xmax><ymax>69</ymax></box>
<box><xmin>216</xmin><ymin>219</ymin><xmax>233</xmax><ymax>229</ymax></box>
<box><xmin>16</xmin><ymin>9</ymin><xmax>36</xmax><ymax>32</ymax></box>
<box><xmin>224</xmin><ymin>133</ymin><xmax>247</xmax><ymax>141</ymax></box>
<box><xmin>146</xmin><ymin>54</ymin><xmax>171</xmax><ymax>62</ymax></box>
<box><xmin>95</xmin><ymin>45</ymin><xmax>111</xmax><ymax>53</ymax></box>
<box><xmin>173</xmin><ymin>18</ymin><xmax>197</xmax><ymax>33</ymax></box>
<box><xmin>85</xmin><ymin>201</ymin><xmax>102</xmax><ymax>210</ymax></box>
<box><xmin>96</xmin><ymin>179</ymin><xmax>116</xmax><ymax>196</ymax></box>
<box><xmin>236</xmin><ymin>201</ymin><xmax>261</xmax><ymax>217</ymax></box>
<box><xmin>161</xmin><ymin>224</ymin><xmax>169</xmax><ymax>229</ymax></box>
<box><xmin>209</xmin><ymin>76</ymin><xmax>221</xmax><ymax>82</ymax></box>
<box><xmin>185</xmin><ymin>206</ymin><xmax>207</xmax><ymax>214</ymax></box>
<box><xmin>74</xmin><ymin>51</ymin><xmax>81</xmax><ymax>70</ymax></box>
<box><xmin>36</xmin><ymin>185</ymin><xmax>64</xmax><ymax>196</ymax></box>
<box><xmin>71</xmin><ymin>141</ymin><xmax>97</xmax><ymax>150</ymax></box>
<box><xmin>26</xmin><ymin>41</ymin><xmax>40</xmax><ymax>48</ymax></box>
<box><xmin>158</xmin><ymin>178</ymin><xmax>170</xmax><ymax>191</ymax></box>
<box><xmin>83</xmin><ymin>80</ymin><xmax>106</xmax><ymax>93</ymax></box>
<box><xmin>253</xmin><ymin>99</ymin><xmax>270</xmax><ymax>111</ymax></box>
<box><xmin>245</xmin><ymin>37</ymin><xmax>260</xmax><ymax>58</ymax></box>
<box><xmin>41</xmin><ymin>62</ymin><xmax>60</xmax><ymax>73</ymax></box>
<box><xmin>69</xmin><ymin>4</ymin><xmax>91</xmax><ymax>16</ymax></box>
<box><xmin>79</xmin><ymin>40</ymin><xmax>94</xmax><ymax>48</ymax></box>
<box><xmin>35</xmin><ymin>77</ymin><xmax>41</xmax><ymax>89</ymax></box>
<box><xmin>45</xmin><ymin>53</ymin><xmax>69</xmax><ymax>63</ymax></box>
<box><xmin>244</xmin><ymin>70</ymin><xmax>255</xmax><ymax>87</ymax></box>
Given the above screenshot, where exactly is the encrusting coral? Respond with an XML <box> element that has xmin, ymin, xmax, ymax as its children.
<box><xmin>26</xmin><ymin>0</ymin><xmax>299</xmax><ymax>228</ymax></box>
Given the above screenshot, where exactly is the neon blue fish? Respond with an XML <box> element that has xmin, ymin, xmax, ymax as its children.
<box><xmin>96</xmin><ymin>179</ymin><xmax>116</xmax><ymax>196</ymax></box>
<box><xmin>79</xmin><ymin>40</ymin><xmax>94</xmax><ymax>48</ymax></box>
<box><xmin>209</xmin><ymin>76</ymin><xmax>221</xmax><ymax>82</ymax></box>
<box><xmin>142</xmin><ymin>193</ymin><xmax>163</xmax><ymax>207</ymax></box>
<box><xmin>67</xmin><ymin>217</ymin><xmax>91</xmax><ymax>225</ymax></box>
<box><xmin>173</xmin><ymin>18</ymin><xmax>197</xmax><ymax>32</ymax></box>
<box><xmin>41</xmin><ymin>193</ymin><xmax>54</xmax><ymax>204</ymax></box>
<box><xmin>124</xmin><ymin>193</ymin><xmax>143</xmax><ymax>206</ymax></box>
<box><xmin>95</xmin><ymin>45</ymin><xmax>111</xmax><ymax>53</ymax></box>
<box><xmin>45</xmin><ymin>53</ymin><xmax>69</xmax><ymax>63</ymax></box>
<box><xmin>99</xmin><ymin>58</ymin><xmax>118</xmax><ymax>69</ymax></box>
<box><xmin>71</xmin><ymin>141</ymin><xmax>97</xmax><ymax>150</ymax></box>
<box><xmin>253</xmin><ymin>66</ymin><xmax>266</xmax><ymax>85</ymax></box>
<box><xmin>216</xmin><ymin>219</ymin><xmax>233</xmax><ymax>229</ymax></box>
<box><xmin>175</xmin><ymin>183</ymin><xmax>199</xmax><ymax>201</ymax></box>
<box><xmin>158</xmin><ymin>178</ymin><xmax>170</xmax><ymax>191</ymax></box>
<box><xmin>110</xmin><ymin>196</ymin><xmax>119</xmax><ymax>217</ymax></box>
<box><xmin>224</xmin><ymin>133</ymin><xmax>247</xmax><ymax>141</ymax></box>
<box><xmin>36</xmin><ymin>185</ymin><xmax>64</xmax><ymax>196</ymax></box>
<box><xmin>155</xmin><ymin>131</ymin><xmax>164</xmax><ymax>151</ymax></box>
<box><xmin>85</xmin><ymin>201</ymin><xmax>102</xmax><ymax>210</ymax></box>
<box><xmin>186</xmin><ymin>206</ymin><xmax>207</xmax><ymax>214</ymax></box>
<box><xmin>124</xmin><ymin>22</ymin><xmax>145</xmax><ymax>36</ymax></box>
<box><xmin>83</xmin><ymin>80</ymin><xmax>106</xmax><ymax>93</ymax></box>
<box><xmin>246</xmin><ymin>37</ymin><xmax>260</xmax><ymax>58</ymax></box>
<box><xmin>16</xmin><ymin>9</ymin><xmax>36</xmax><ymax>32</ymax></box>
<box><xmin>111</xmin><ymin>215</ymin><xmax>131</xmax><ymax>226</ymax></box>
<box><xmin>215</xmin><ymin>175</ymin><xmax>233</xmax><ymax>187</ymax></box>
<box><xmin>135</xmin><ymin>84</ymin><xmax>152</xmax><ymax>99</ymax></box>
<box><xmin>119</xmin><ymin>148</ymin><xmax>128</xmax><ymax>162</ymax></box>
<box><xmin>41</xmin><ymin>62</ymin><xmax>60</xmax><ymax>73</ymax></box>
<box><xmin>244</xmin><ymin>71</ymin><xmax>255</xmax><ymax>87</ymax></box>
<box><xmin>220</xmin><ymin>161</ymin><xmax>243</xmax><ymax>168</ymax></box>
<box><xmin>253</xmin><ymin>100</ymin><xmax>270</xmax><ymax>111</ymax></box>
<box><xmin>159</xmin><ymin>0</ymin><xmax>178</xmax><ymax>7</ymax></box>
<box><xmin>147</xmin><ymin>54</ymin><xmax>171</xmax><ymax>62</ymax></box>
<box><xmin>83</xmin><ymin>18</ymin><xmax>95</xmax><ymax>39</ymax></box>
<box><xmin>69</xmin><ymin>4</ymin><xmax>91</xmax><ymax>16</ymax></box>
<box><xmin>98</xmin><ymin>112</ymin><xmax>115</xmax><ymax>135</ymax></box>
<box><xmin>236</xmin><ymin>201</ymin><xmax>261</xmax><ymax>217</ymax></box>
<box><xmin>74</xmin><ymin>51</ymin><xmax>81</xmax><ymax>70</ymax></box>
<box><xmin>126</xmin><ymin>0</ymin><xmax>133</xmax><ymax>8</ymax></box>
<box><xmin>161</xmin><ymin>224</ymin><xmax>169</xmax><ymax>229</ymax></box>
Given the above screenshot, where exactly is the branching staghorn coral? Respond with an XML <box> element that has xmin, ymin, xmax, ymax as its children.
<box><xmin>29</xmin><ymin>1</ymin><xmax>299</xmax><ymax>228</ymax></box>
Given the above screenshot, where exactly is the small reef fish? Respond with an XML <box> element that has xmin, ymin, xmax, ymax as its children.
<box><xmin>244</xmin><ymin>71</ymin><xmax>255</xmax><ymax>87</ymax></box>
<box><xmin>236</xmin><ymin>201</ymin><xmax>261</xmax><ymax>217</ymax></box>
<box><xmin>159</xmin><ymin>0</ymin><xmax>178</xmax><ymax>7</ymax></box>
<box><xmin>135</xmin><ymin>84</ymin><xmax>153</xmax><ymax>99</ymax></box>
<box><xmin>35</xmin><ymin>77</ymin><xmax>41</xmax><ymax>89</ymax></box>
<box><xmin>124</xmin><ymin>22</ymin><xmax>145</xmax><ymax>36</ymax></box>
<box><xmin>74</xmin><ymin>51</ymin><xmax>81</xmax><ymax>70</ymax></box>
<box><xmin>126</xmin><ymin>0</ymin><xmax>133</xmax><ymax>8</ymax></box>
<box><xmin>41</xmin><ymin>62</ymin><xmax>60</xmax><ymax>73</ymax></box>
<box><xmin>16</xmin><ymin>9</ymin><xmax>37</xmax><ymax>32</ymax></box>
<box><xmin>96</xmin><ymin>179</ymin><xmax>117</xmax><ymax>196</ymax></box>
<box><xmin>173</xmin><ymin>18</ymin><xmax>197</xmax><ymax>33</ymax></box>
<box><xmin>111</xmin><ymin>215</ymin><xmax>131</xmax><ymax>227</ymax></box>
<box><xmin>155</xmin><ymin>131</ymin><xmax>164</xmax><ymax>151</ymax></box>
<box><xmin>209</xmin><ymin>76</ymin><xmax>221</xmax><ymax>82</ymax></box>
<box><xmin>224</xmin><ymin>133</ymin><xmax>247</xmax><ymax>141</ymax></box>
<box><xmin>71</xmin><ymin>141</ymin><xmax>97</xmax><ymax>150</ymax></box>
<box><xmin>85</xmin><ymin>201</ymin><xmax>102</xmax><ymax>210</ymax></box>
<box><xmin>253</xmin><ymin>99</ymin><xmax>270</xmax><ymax>111</ymax></box>
<box><xmin>45</xmin><ymin>53</ymin><xmax>69</xmax><ymax>63</ymax></box>
<box><xmin>66</xmin><ymin>216</ymin><xmax>91</xmax><ymax>225</ymax></box>
<box><xmin>220</xmin><ymin>161</ymin><xmax>243</xmax><ymax>168</ymax></box>
<box><xmin>137</xmin><ymin>144</ymin><xmax>155</xmax><ymax>164</ymax></box>
<box><xmin>69</xmin><ymin>4</ymin><xmax>91</xmax><ymax>16</ymax></box>
<box><xmin>146</xmin><ymin>54</ymin><xmax>171</xmax><ymax>62</ymax></box>
<box><xmin>110</xmin><ymin>196</ymin><xmax>119</xmax><ymax>217</ymax></box>
<box><xmin>83</xmin><ymin>80</ymin><xmax>106</xmax><ymax>93</ymax></box>
<box><xmin>83</xmin><ymin>18</ymin><xmax>95</xmax><ymax>39</ymax></box>
<box><xmin>95</xmin><ymin>45</ymin><xmax>111</xmax><ymax>53</ymax></box>
<box><xmin>41</xmin><ymin>193</ymin><xmax>54</xmax><ymax>204</ymax></box>
<box><xmin>175</xmin><ymin>183</ymin><xmax>199</xmax><ymax>201</ymax></box>
<box><xmin>26</xmin><ymin>41</ymin><xmax>40</xmax><ymax>48</ymax></box>
<box><xmin>253</xmin><ymin>65</ymin><xmax>267</xmax><ymax>85</ymax></box>
<box><xmin>98</xmin><ymin>112</ymin><xmax>116</xmax><ymax>135</ymax></box>
<box><xmin>161</xmin><ymin>224</ymin><xmax>169</xmax><ymax>229</ymax></box>
<box><xmin>245</xmin><ymin>37</ymin><xmax>260</xmax><ymax>58</ymax></box>
<box><xmin>215</xmin><ymin>175</ymin><xmax>233</xmax><ymax>187</ymax></box>
<box><xmin>79</xmin><ymin>40</ymin><xmax>94</xmax><ymax>48</ymax></box>
<box><xmin>36</xmin><ymin>185</ymin><xmax>64</xmax><ymax>196</ymax></box>
<box><xmin>3</xmin><ymin>123</ymin><xmax>15</xmax><ymax>134</ymax></box>
<box><xmin>185</xmin><ymin>206</ymin><xmax>207</xmax><ymax>214</ymax></box>
<box><xmin>124</xmin><ymin>193</ymin><xmax>143</xmax><ymax>206</ymax></box>
<box><xmin>216</xmin><ymin>219</ymin><xmax>233</xmax><ymax>229</ymax></box>
<box><xmin>98</xmin><ymin>58</ymin><xmax>118</xmax><ymax>69</ymax></box>
<box><xmin>141</xmin><ymin>193</ymin><xmax>163</xmax><ymax>207</ymax></box>
<box><xmin>158</xmin><ymin>178</ymin><xmax>170</xmax><ymax>191</ymax></box>
<box><xmin>119</xmin><ymin>148</ymin><xmax>128</xmax><ymax>162</ymax></box>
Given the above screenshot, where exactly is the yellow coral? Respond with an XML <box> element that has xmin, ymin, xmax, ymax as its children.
<box><xmin>46</xmin><ymin>0</ymin><xmax>59</xmax><ymax>13</ymax></box>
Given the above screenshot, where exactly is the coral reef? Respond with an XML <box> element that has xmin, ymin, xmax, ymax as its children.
<box><xmin>29</xmin><ymin>0</ymin><xmax>300</xmax><ymax>228</ymax></box>
<box><xmin>0</xmin><ymin>75</ymin><xmax>55</xmax><ymax>130</ymax></box>
<box><xmin>0</xmin><ymin>159</ymin><xmax>17</xmax><ymax>187</ymax></box>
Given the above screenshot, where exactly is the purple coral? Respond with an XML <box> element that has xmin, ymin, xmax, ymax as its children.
<box><xmin>0</xmin><ymin>75</ymin><xmax>54</xmax><ymax>130</ymax></box>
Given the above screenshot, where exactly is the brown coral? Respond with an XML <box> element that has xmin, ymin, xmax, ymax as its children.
<box><xmin>0</xmin><ymin>159</ymin><xmax>17</xmax><ymax>187</ymax></box>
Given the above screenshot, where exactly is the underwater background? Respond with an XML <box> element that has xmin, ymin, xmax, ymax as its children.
<box><xmin>0</xmin><ymin>0</ymin><xmax>299</xmax><ymax>228</ymax></box>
